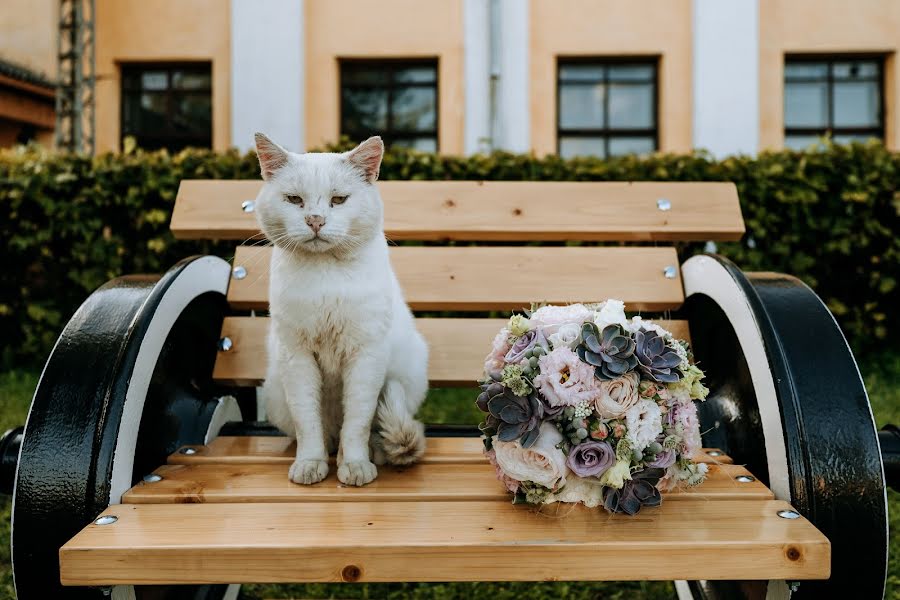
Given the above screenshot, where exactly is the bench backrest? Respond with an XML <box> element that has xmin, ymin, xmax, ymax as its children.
<box><xmin>171</xmin><ymin>180</ymin><xmax>744</xmax><ymax>387</ymax></box>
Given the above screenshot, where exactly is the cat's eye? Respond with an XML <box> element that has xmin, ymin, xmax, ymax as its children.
<box><xmin>330</xmin><ymin>195</ymin><xmax>348</xmax><ymax>206</ymax></box>
<box><xmin>284</xmin><ymin>195</ymin><xmax>304</xmax><ymax>206</ymax></box>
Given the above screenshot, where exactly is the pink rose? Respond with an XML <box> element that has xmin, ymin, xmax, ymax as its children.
<box><xmin>534</xmin><ymin>347</ymin><xmax>599</xmax><ymax>407</ymax></box>
<box><xmin>594</xmin><ymin>372</ymin><xmax>641</xmax><ymax>419</ymax></box>
<box><xmin>529</xmin><ymin>303</ymin><xmax>593</xmax><ymax>335</ymax></box>
<box><xmin>485</xmin><ymin>448</ymin><xmax>520</xmax><ymax>493</ymax></box>
<box><xmin>483</xmin><ymin>327</ymin><xmax>511</xmax><ymax>378</ymax></box>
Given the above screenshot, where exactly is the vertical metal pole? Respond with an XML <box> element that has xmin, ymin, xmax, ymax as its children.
<box><xmin>488</xmin><ymin>0</ymin><xmax>500</xmax><ymax>151</ymax></box>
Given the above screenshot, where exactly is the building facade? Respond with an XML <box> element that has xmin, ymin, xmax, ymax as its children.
<box><xmin>2</xmin><ymin>0</ymin><xmax>899</xmax><ymax>157</ymax></box>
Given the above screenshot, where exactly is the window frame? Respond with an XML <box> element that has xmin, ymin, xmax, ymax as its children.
<box><xmin>783</xmin><ymin>54</ymin><xmax>885</xmax><ymax>145</ymax></box>
<box><xmin>555</xmin><ymin>56</ymin><xmax>659</xmax><ymax>158</ymax></box>
<box><xmin>339</xmin><ymin>58</ymin><xmax>439</xmax><ymax>151</ymax></box>
<box><xmin>119</xmin><ymin>61</ymin><xmax>213</xmax><ymax>151</ymax></box>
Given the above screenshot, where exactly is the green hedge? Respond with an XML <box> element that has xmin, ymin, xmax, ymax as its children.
<box><xmin>1</xmin><ymin>140</ymin><xmax>897</xmax><ymax>367</ymax></box>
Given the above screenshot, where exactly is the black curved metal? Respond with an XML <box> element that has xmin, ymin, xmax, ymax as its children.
<box><xmin>0</xmin><ymin>426</ymin><xmax>23</xmax><ymax>495</ymax></box>
<box><xmin>685</xmin><ymin>255</ymin><xmax>886</xmax><ymax>600</ymax></box>
<box><xmin>879</xmin><ymin>425</ymin><xmax>900</xmax><ymax>491</ymax></box>
<box><xmin>12</xmin><ymin>257</ymin><xmax>230</xmax><ymax>600</ymax></box>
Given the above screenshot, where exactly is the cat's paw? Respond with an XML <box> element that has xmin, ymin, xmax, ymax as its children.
<box><xmin>289</xmin><ymin>459</ymin><xmax>329</xmax><ymax>485</ymax></box>
<box><xmin>337</xmin><ymin>460</ymin><xmax>378</xmax><ymax>486</ymax></box>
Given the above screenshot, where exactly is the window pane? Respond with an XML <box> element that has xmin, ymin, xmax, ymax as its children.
<box><xmin>833</xmin><ymin>81</ymin><xmax>880</xmax><ymax>127</ymax></box>
<box><xmin>608</xmin><ymin>83</ymin><xmax>654</xmax><ymax>128</ymax></box>
<box><xmin>393</xmin><ymin>137</ymin><xmax>437</xmax><ymax>152</ymax></box>
<box><xmin>785</xmin><ymin>62</ymin><xmax>828</xmax><ymax>79</ymax></box>
<box><xmin>342</xmin><ymin>88</ymin><xmax>388</xmax><ymax>131</ymax></box>
<box><xmin>559</xmin><ymin>83</ymin><xmax>605</xmax><ymax>128</ymax></box>
<box><xmin>559</xmin><ymin>64</ymin><xmax>605</xmax><ymax>82</ymax></box>
<box><xmin>124</xmin><ymin>92</ymin><xmax>168</xmax><ymax>132</ymax></box>
<box><xmin>391</xmin><ymin>86</ymin><xmax>436</xmax><ymax>130</ymax></box>
<box><xmin>395</xmin><ymin>66</ymin><xmax>436</xmax><ymax>83</ymax></box>
<box><xmin>608</xmin><ymin>65</ymin><xmax>654</xmax><ymax>82</ymax></box>
<box><xmin>173</xmin><ymin>93</ymin><xmax>212</xmax><ymax>133</ymax></box>
<box><xmin>141</xmin><ymin>71</ymin><xmax>168</xmax><ymax>91</ymax></box>
<box><xmin>784</xmin><ymin>81</ymin><xmax>828</xmax><ymax>127</ymax></box>
<box><xmin>833</xmin><ymin>61</ymin><xmax>879</xmax><ymax>79</ymax></box>
<box><xmin>608</xmin><ymin>136</ymin><xmax>655</xmax><ymax>156</ymax></box>
<box><xmin>833</xmin><ymin>133</ymin><xmax>881</xmax><ymax>145</ymax></box>
<box><xmin>341</xmin><ymin>68</ymin><xmax>389</xmax><ymax>85</ymax></box>
<box><xmin>172</xmin><ymin>70</ymin><xmax>211</xmax><ymax>90</ymax></box>
<box><xmin>559</xmin><ymin>136</ymin><xmax>605</xmax><ymax>158</ymax></box>
<box><xmin>784</xmin><ymin>135</ymin><xmax>826</xmax><ymax>150</ymax></box>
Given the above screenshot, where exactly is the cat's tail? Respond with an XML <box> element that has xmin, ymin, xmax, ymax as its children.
<box><xmin>376</xmin><ymin>379</ymin><xmax>426</xmax><ymax>466</ymax></box>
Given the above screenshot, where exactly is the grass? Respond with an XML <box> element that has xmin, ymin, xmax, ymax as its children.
<box><xmin>0</xmin><ymin>352</ymin><xmax>895</xmax><ymax>600</ymax></box>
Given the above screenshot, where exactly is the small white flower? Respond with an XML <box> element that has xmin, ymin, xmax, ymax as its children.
<box><xmin>626</xmin><ymin>316</ymin><xmax>671</xmax><ymax>338</ymax></box>
<box><xmin>594</xmin><ymin>299</ymin><xmax>628</xmax><ymax>331</ymax></box>
<box><xmin>573</xmin><ymin>400</ymin><xmax>592</xmax><ymax>419</ymax></box>
<box><xmin>624</xmin><ymin>399</ymin><xmax>663</xmax><ymax>454</ymax></box>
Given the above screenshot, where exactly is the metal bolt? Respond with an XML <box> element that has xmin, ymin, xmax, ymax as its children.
<box><xmin>735</xmin><ymin>475</ymin><xmax>756</xmax><ymax>483</ymax></box>
<box><xmin>656</xmin><ymin>198</ymin><xmax>672</xmax><ymax>211</ymax></box>
<box><xmin>143</xmin><ymin>473</ymin><xmax>163</xmax><ymax>483</ymax></box>
<box><xmin>232</xmin><ymin>265</ymin><xmax>247</xmax><ymax>280</ymax></box>
<box><xmin>94</xmin><ymin>515</ymin><xmax>118</xmax><ymax>525</ymax></box>
<box><xmin>663</xmin><ymin>265</ymin><xmax>678</xmax><ymax>279</ymax></box>
<box><xmin>241</xmin><ymin>200</ymin><xmax>255</xmax><ymax>213</ymax></box>
<box><xmin>707</xmin><ymin>450</ymin><xmax>723</xmax><ymax>457</ymax></box>
<box><xmin>218</xmin><ymin>336</ymin><xmax>233</xmax><ymax>352</ymax></box>
<box><xmin>180</xmin><ymin>447</ymin><xmax>199</xmax><ymax>455</ymax></box>
<box><xmin>778</xmin><ymin>509</ymin><xmax>801</xmax><ymax>520</ymax></box>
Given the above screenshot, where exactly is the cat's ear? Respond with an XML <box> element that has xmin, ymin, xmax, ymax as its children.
<box><xmin>254</xmin><ymin>132</ymin><xmax>289</xmax><ymax>181</ymax></box>
<box><xmin>346</xmin><ymin>136</ymin><xmax>384</xmax><ymax>183</ymax></box>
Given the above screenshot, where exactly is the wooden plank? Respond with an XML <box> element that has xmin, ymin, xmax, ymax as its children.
<box><xmin>60</xmin><ymin>500</ymin><xmax>830</xmax><ymax>585</ymax></box>
<box><xmin>170</xmin><ymin>436</ymin><xmax>733</xmax><ymax>467</ymax></box>
<box><xmin>171</xmin><ymin>180</ymin><xmax>745</xmax><ymax>242</ymax></box>
<box><xmin>122</xmin><ymin>463</ymin><xmax>770</xmax><ymax>504</ymax></box>
<box><xmin>227</xmin><ymin>246</ymin><xmax>685</xmax><ymax>311</ymax></box>
<box><xmin>213</xmin><ymin>317</ymin><xmax>692</xmax><ymax>387</ymax></box>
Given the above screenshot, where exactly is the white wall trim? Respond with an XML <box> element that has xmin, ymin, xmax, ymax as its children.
<box><xmin>692</xmin><ymin>0</ymin><xmax>759</xmax><ymax>157</ymax></box>
<box><xmin>464</xmin><ymin>0</ymin><xmax>491</xmax><ymax>154</ymax></box>
<box><xmin>497</xmin><ymin>0</ymin><xmax>529</xmax><ymax>153</ymax></box>
<box><xmin>231</xmin><ymin>0</ymin><xmax>304</xmax><ymax>152</ymax></box>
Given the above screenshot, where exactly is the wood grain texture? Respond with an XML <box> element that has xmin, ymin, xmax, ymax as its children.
<box><xmin>227</xmin><ymin>246</ymin><xmax>685</xmax><ymax>311</ymax></box>
<box><xmin>213</xmin><ymin>317</ymin><xmax>692</xmax><ymax>386</ymax></box>
<box><xmin>171</xmin><ymin>180</ymin><xmax>745</xmax><ymax>242</ymax></box>
<box><xmin>60</xmin><ymin>500</ymin><xmax>829</xmax><ymax>585</ymax></box>
<box><xmin>122</xmin><ymin>463</ymin><xmax>769</xmax><ymax>504</ymax></box>
<box><xmin>169</xmin><ymin>436</ymin><xmax>733</xmax><ymax>466</ymax></box>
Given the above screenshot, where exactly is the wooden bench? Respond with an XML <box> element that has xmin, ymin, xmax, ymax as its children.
<box><xmin>10</xmin><ymin>179</ymin><xmax>890</xmax><ymax>599</ymax></box>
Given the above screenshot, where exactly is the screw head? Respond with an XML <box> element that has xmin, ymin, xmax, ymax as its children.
<box><xmin>778</xmin><ymin>509</ymin><xmax>801</xmax><ymax>520</ymax></box>
<box><xmin>707</xmin><ymin>450</ymin><xmax>723</xmax><ymax>457</ymax></box>
<box><xmin>180</xmin><ymin>447</ymin><xmax>198</xmax><ymax>455</ymax></box>
<box><xmin>143</xmin><ymin>473</ymin><xmax>163</xmax><ymax>483</ymax></box>
<box><xmin>232</xmin><ymin>265</ymin><xmax>247</xmax><ymax>280</ymax></box>
<box><xmin>663</xmin><ymin>265</ymin><xmax>678</xmax><ymax>279</ymax></box>
<box><xmin>218</xmin><ymin>336</ymin><xmax>233</xmax><ymax>352</ymax></box>
<box><xmin>241</xmin><ymin>200</ymin><xmax>255</xmax><ymax>213</ymax></box>
<box><xmin>656</xmin><ymin>198</ymin><xmax>672</xmax><ymax>211</ymax></box>
<box><xmin>94</xmin><ymin>515</ymin><xmax>118</xmax><ymax>525</ymax></box>
<box><xmin>735</xmin><ymin>475</ymin><xmax>756</xmax><ymax>483</ymax></box>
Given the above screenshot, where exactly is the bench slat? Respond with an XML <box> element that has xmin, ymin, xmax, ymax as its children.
<box><xmin>227</xmin><ymin>246</ymin><xmax>685</xmax><ymax>311</ymax></box>
<box><xmin>60</xmin><ymin>500</ymin><xmax>829</xmax><ymax>585</ymax></box>
<box><xmin>214</xmin><ymin>317</ymin><xmax>691</xmax><ymax>386</ymax></box>
<box><xmin>171</xmin><ymin>180</ymin><xmax>745</xmax><ymax>242</ymax></box>
<box><xmin>169</xmin><ymin>437</ymin><xmax>733</xmax><ymax>466</ymax></box>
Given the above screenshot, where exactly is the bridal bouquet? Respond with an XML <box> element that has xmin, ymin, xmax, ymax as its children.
<box><xmin>477</xmin><ymin>300</ymin><xmax>709</xmax><ymax>515</ymax></box>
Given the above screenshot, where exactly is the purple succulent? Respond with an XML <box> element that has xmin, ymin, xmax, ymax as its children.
<box><xmin>566</xmin><ymin>441</ymin><xmax>615</xmax><ymax>477</ymax></box>
<box><xmin>505</xmin><ymin>328</ymin><xmax>548</xmax><ymax>363</ymax></box>
<box><xmin>634</xmin><ymin>328</ymin><xmax>682</xmax><ymax>383</ymax></box>
<box><xmin>603</xmin><ymin>467</ymin><xmax>664</xmax><ymax>515</ymax></box>
<box><xmin>576</xmin><ymin>323</ymin><xmax>639</xmax><ymax>380</ymax></box>
<box><xmin>475</xmin><ymin>381</ymin><xmax>544</xmax><ymax>448</ymax></box>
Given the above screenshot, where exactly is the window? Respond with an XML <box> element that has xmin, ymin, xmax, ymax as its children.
<box><xmin>340</xmin><ymin>60</ymin><xmax>438</xmax><ymax>152</ymax></box>
<box><xmin>557</xmin><ymin>59</ymin><xmax>657</xmax><ymax>158</ymax></box>
<box><xmin>121</xmin><ymin>63</ymin><xmax>212</xmax><ymax>151</ymax></box>
<box><xmin>784</xmin><ymin>57</ymin><xmax>883</xmax><ymax>149</ymax></box>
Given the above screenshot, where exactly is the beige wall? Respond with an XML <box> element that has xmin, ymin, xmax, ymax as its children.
<box><xmin>305</xmin><ymin>0</ymin><xmax>465</xmax><ymax>153</ymax></box>
<box><xmin>760</xmin><ymin>0</ymin><xmax>900</xmax><ymax>150</ymax></box>
<box><xmin>0</xmin><ymin>0</ymin><xmax>57</xmax><ymax>78</ymax></box>
<box><xmin>530</xmin><ymin>0</ymin><xmax>693</xmax><ymax>156</ymax></box>
<box><xmin>94</xmin><ymin>0</ymin><xmax>231</xmax><ymax>152</ymax></box>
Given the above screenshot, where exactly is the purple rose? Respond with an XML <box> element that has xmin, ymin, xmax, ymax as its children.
<box><xmin>566</xmin><ymin>441</ymin><xmax>615</xmax><ymax>477</ymax></box>
<box><xmin>647</xmin><ymin>448</ymin><xmax>676</xmax><ymax>469</ymax></box>
<box><xmin>505</xmin><ymin>328</ymin><xmax>547</xmax><ymax>363</ymax></box>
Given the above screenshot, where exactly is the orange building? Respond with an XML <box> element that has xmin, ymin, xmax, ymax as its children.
<box><xmin>1</xmin><ymin>0</ymin><xmax>898</xmax><ymax>157</ymax></box>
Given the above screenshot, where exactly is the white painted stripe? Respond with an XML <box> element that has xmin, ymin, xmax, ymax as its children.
<box><xmin>231</xmin><ymin>0</ymin><xmax>304</xmax><ymax>152</ymax></box>
<box><xmin>464</xmin><ymin>0</ymin><xmax>491</xmax><ymax>154</ymax></box>
<box><xmin>692</xmin><ymin>0</ymin><xmax>759</xmax><ymax>157</ymax></box>
<box><xmin>497</xmin><ymin>0</ymin><xmax>529</xmax><ymax>152</ymax></box>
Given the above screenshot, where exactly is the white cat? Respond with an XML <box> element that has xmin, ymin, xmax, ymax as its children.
<box><xmin>252</xmin><ymin>133</ymin><xmax>428</xmax><ymax>487</ymax></box>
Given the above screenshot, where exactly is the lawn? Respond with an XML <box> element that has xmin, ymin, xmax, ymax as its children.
<box><xmin>0</xmin><ymin>351</ymin><xmax>896</xmax><ymax>600</ymax></box>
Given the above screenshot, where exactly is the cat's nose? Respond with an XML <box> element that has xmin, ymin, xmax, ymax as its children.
<box><xmin>305</xmin><ymin>214</ymin><xmax>325</xmax><ymax>234</ymax></box>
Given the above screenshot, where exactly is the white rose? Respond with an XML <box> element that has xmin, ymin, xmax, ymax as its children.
<box><xmin>594</xmin><ymin>372</ymin><xmax>641</xmax><ymax>419</ymax></box>
<box><xmin>547</xmin><ymin>322</ymin><xmax>581</xmax><ymax>349</ymax></box>
<box><xmin>594</xmin><ymin>299</ymin><xmax>628</xmax><ymax>331</ymax></box>
<box><xmin>547</xmin><ymin>476</ymin><xmax>606</xmax><ymax>507</ymax></box>
<box><xmin>625</xmin><ymin>398</ymin><xmax>664</xmax><ymax>454</ymax></box>
<box><xmin>492</xmin><ymin>423</ymin><xmax>569</xmax><ymax>490</ymax></box>
<box><xmin>529</xmin><ymin>303</ymin><xmax>593</xmax><ymax>335</ymax></box>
